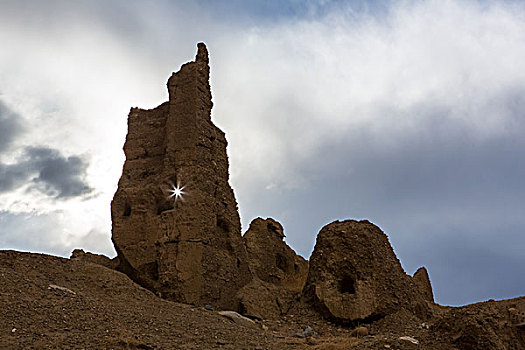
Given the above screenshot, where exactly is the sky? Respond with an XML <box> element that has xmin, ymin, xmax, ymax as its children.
<box><xmin>0</xmin><ymin>0</ymin><xmax>524</xmax><ymax>306</ymax></box>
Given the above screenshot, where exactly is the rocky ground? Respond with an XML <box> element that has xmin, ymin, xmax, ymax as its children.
<box><xmin>1</xmin><ymin>250</ymin><xmax>523</xmax><ymax>349</ymax></box>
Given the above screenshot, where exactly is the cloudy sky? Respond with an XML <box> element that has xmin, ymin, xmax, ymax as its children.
<box><xmin>1</xmin><ymin>0</ymin><xmax>524</xmax><ymax>306</ymax></box>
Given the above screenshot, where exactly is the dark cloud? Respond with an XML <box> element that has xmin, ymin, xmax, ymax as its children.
<box><xmin>0</xmin><ymin>100</ymin><xmax>24</xmax><ymax>152</ymax></box>
<box><xmin>193</xmin><ymin>0</ymin><xmax>390</xmax><ymax>22</ymax></box>
<box><xmin>238</xmin><ymin>89</ymin><xmax>525</xmax><ymax>306</ymax></box>
<box><xmin>26</xmin><ymin>147</ymin><xmax>93</xmax><ymax>198</ymax></box>
<box><xmin>401</xmin><ymin>226</ymin><xmax>525</xmax><ymax>306</ymax></box>
<box><xmin>0</xmin><ymin>146</ymin><xmax>92</xmax><ymax>199</ymax></box>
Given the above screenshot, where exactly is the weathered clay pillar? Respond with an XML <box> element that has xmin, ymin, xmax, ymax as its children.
<box><xmin>111</xmin><ymin>43</ymin><xmax>251</xmax><ymax>309</ymax></box>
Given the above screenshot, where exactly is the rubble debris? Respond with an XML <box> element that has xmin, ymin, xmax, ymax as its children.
<box><xmin>433</xmin><ymin>300</ymin><xmax>525</xmax><ymax>350</ymax></box>
<box><xmin>70</xmin><ymin>249</ymin><xmax>119</xmax><ymax>269</ymax></box>
<box><xmin>292</xmin><ymin>325</ymin><xmax>317</xmax><ymax>338</ymax></box>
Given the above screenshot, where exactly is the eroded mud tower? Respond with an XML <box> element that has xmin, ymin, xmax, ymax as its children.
<box><xmin>111</xmin><ymin>43</ymin><xmax>250</xmax><ymax>309</ymax></box>
<box><xmin>303</xmin><ymin>220</ymin><xmax>429</xmax><ymax>324</ymax></box>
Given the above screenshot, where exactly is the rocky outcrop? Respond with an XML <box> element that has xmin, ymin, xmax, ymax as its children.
<box><xmin>303</xmin><ymin>220</ymin><xmax>428</xmax><ymax>324</ymax></box>
<box><xmin>413</xmin><ymin>266</ymin><xmax>434</xmax><ymax>303</ymax></box>
<box><xmin>236</xmin><ymin>218</ymin><xmax>308</xmax><ymax>319</ymax></box>
<box><xmin>433</xmin><ymin>298</ymin><xmax>525</xmax><ymax>350</ymax></box>
<box><xmin>243</xmin><ymin>218</ymin><xmax>308</xmax><ymax>290</ymax></box>
<box><xmin>111</xmin><ymin>43</ymin><xmax>251</xmax><ymax>310</ymax></box>
<box><xmin>110</xmin><ymin>42</ymin><xmax>435</xmax><ymax>323</ymax></box>
<box><xmin>70</xmin><ymin>249</ymin><xmax>119</xmax><ymax>269</ymax></box>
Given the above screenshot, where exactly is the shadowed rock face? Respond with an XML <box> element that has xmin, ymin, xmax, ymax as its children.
<box><xmin>236</xmin><ymin>218</ymin><xmax>308</xmax><ymax>319</ymax></box>
<box><xmin>303</xmin><ymin>220</ymin><xmax>428</xmax><ymax>324</ymax></box>
<box><xmin>243</xmin><ymin>218</ymin><xmax>308</xmax><ymax>290</ymax></box>
<box><xmin>111</xmin><ymin>43</ymin><xmax>251</xmax><ymax>309</ymax></box>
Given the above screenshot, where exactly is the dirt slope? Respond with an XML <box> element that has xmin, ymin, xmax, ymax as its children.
<box><xmin>1</xmin><ymin>250</ymin><xmax>524</xmax><ymax>349</ymax></box>
<box><xmin>0</xmin><ymin>250</ymin><xmax>270</xmax><ymax>349</ymax></box>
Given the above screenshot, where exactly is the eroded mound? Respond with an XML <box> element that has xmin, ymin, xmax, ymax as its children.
<box><xmin>303</xmin><ymin>220</ymin><xmax>430</xmax><ymax>324</ymax></box>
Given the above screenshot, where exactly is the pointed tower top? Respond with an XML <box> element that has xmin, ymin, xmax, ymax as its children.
<box><xmin>196</xmin><ymin>42</ymin><xmax>209</xmax><ymax>64</ymax></box>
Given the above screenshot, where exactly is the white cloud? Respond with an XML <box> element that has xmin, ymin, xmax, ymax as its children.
<box><xmin>215</xmin><ymin>0</ymin><xmax>525</xmax><ymax>187</ymax></box>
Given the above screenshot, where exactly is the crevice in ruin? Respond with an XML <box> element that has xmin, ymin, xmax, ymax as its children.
<box><xmin>156</xmin><ymin>200</ymin><xmax>174</xmax><ymax>215</ymax></box>
<box><xmin>275</xmin><ymin>253</ymin><xmax>289</xmax><ymax>273</ymax></box>
<box><xmin>123</xmin><ymin>202</ymin><xmax>131</xmax><ymax>217</ymax></box>
<box><xmin>217</xmin><ymin>216</ymin><xmax>231</xmax><ymax>233</ymax></box>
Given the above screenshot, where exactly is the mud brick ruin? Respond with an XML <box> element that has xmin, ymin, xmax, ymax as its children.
<box><xmin>2</xmin><ymin>42</ymin><xmax>523</xmax><ymax>350</ymax></box>
<box><xmin>111</xmin><ymin>43</ymin><xmax>250</xmax><ymax>309</ymax></box>
<box><xmin>111</xmin><ymin>43</ymin><xmax>436</xmax><ymax>322</ymax></box>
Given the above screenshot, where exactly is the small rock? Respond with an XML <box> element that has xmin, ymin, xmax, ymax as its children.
<box><xmin>261</xmin><ymin>324</ymin><xmax>269</xmax><ymax>331</ymax></box>
<box><xmin>399</xmin><ymin>336</ymin><xmax>419</xmax><ymax>344</ymax></box>
<box><xmin>218</xmin><ymin>311</ymin><xmax>256</xmax><ymax>328</ymax></box>
<box><xmin>48</xmin><ymin>284</ymin><xmax>76</xmax><ymax>295</ymax></box>
<box><xmin>11</xmin><ymin>328</ymin><xmax>16</xmax><ymax>333</ymax></box>
<box><xmin>204</xmin><ymin>305</ymin><xmax>214</xmax><ymax>311</ymax></box>
<box><xmin>303</xmin><ymin>326</ymin><xmax>316</xmax><ymax>337</ymax></box>
<box><xmin>293</xmin><ymin>325</ymin><xmax>317</xmax><ymax>338</ymax></box>
<box><xmin>384</xmin><ymin>345</ymin><xmax>391</xmax><ymax>349</ymax></box>
<box><xmin>351</xmin><ymin>326</ymin><xmax>368</xmax><ymax>337</ymax></box>
<box><xmin>306</xmin><ymin>337</ymin><xmax>319</xmax><ymax>345</ymax></box>
<box><xmin>292</xmin><ymin>332</ymin><xmax>306</xmax><ymax>338</ymax></box>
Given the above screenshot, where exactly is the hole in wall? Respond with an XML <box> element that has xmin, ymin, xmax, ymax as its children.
<box><xmin>217</xmin><ymin>217</ymin><xmax>230</xmax><ymax>232</ymax></box>
<box><xmin>339</xmin><ymin>276</ymin><xmax>356</xmax><ymax>294</ymax></box>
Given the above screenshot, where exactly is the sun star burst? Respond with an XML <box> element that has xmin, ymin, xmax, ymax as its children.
<box><xmin>168</xmin><ymin>184</ymin><xmax>185</xmax><ymax>202</ymax></box>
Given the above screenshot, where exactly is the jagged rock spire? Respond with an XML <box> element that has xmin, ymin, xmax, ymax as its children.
<box><xmin>195</xmin><ymin>42</ymin><xmax>209</xmax><ymax>64</ymax></box>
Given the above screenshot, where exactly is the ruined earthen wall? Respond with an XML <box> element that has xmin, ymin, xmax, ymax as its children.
<box><xmin>112</xmin><ymin>44</ymin><xmax>250</xmax><ymax>309</ymax></box>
